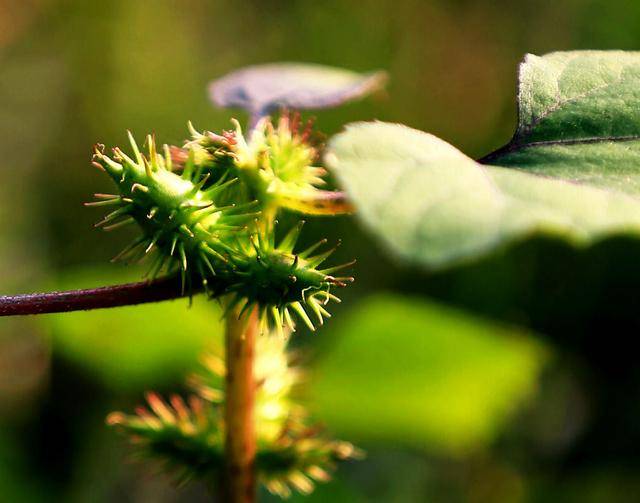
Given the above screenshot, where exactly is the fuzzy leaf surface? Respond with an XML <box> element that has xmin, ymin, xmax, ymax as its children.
<box><xmin>483</xmin><ymin>51</ymin><xmax>640</xmax><ymax>197</ymax></box>
<box><xmin>328</xmin><ymin>51</ymin><xmax>640</xmax><ymax>268</ymax></box>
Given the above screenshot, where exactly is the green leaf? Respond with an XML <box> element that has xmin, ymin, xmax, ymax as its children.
<box><xmin>328</xmin><ymin>51</ymin><xmax>640</xmax><ymax>268</ymax></box>
<box><xmin>40</xmin><ymin>267</ymin><xmax>222</xmax><ymax>391</ymax></box>
<box><xmin>308</xmin><ymin>294</ymin><xmax>547</xmax><ymax>456</ymax></box>
<box><xmin>481</xmin><ymin>51</ymin><xmax>640</xmax><ymax>197</ymax></box>
<box><xmin>329</xmin><ymin>121</ymin><xmax>640</xmax><ymax>267</ymax></box>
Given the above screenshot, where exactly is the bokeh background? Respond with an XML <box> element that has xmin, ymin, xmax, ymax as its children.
<box><xmin>2</xmin><ymin>1</ymin><xmax>640</xmax><ymax>501</ymax></box>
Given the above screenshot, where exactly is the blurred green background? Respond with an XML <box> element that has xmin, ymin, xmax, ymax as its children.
<box><xmin>2</xmin><ymin>0</ymin><xmax>640</xmax><ymax>501</ymax></box>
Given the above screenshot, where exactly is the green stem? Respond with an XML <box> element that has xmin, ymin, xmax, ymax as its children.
<box><xmin>223</xmin><ymin>303</ymin><xmax>259</xmax><ymax>503</ymax></box>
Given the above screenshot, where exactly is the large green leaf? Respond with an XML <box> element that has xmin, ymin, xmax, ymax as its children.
<box><xmin>328</xmin><ymin>51</ymin><xmax>640</xmax><ymax>268</ymax></box>
<box><xmin>328</xmin><ymin>121</ymin><xmax>640</xmax><ymax>267</ymax></box>
<box><xmin>481</xmin><ymin>51</ymin><xmax>640</xmax><ymax>196</ymax></box>
<box><xmin>308</xmin><ymin>294</ymin><xmax>547</xmax><ymax>455</ymax></box>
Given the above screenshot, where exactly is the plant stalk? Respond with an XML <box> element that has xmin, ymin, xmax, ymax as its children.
<box><xmin>223</xmin><ymin>304</ymin><xmax>258</xmax><ymax>503</ymax></box>
<box><xmin>0</xmin><ymin>275</ymin><xmax>200</xmax><ymax>316</ymax></box>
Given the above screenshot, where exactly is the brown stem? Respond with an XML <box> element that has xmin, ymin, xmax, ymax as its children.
<box><xmin>224</xmin><ymin>304</ymin><xmax>258</xmax><ymax>503</ymax></box>
<box><xmin>0</xmin><ymin>275</ymin><xmax>203</xmax><ymax>317</ymax></box>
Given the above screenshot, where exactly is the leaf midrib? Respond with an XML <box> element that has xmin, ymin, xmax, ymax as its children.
<box><xmin>478</xmin><ymin>134</ymin><xmax>640</xmax><ymax>164</ymax></box>
<box><xmin>480</xmin><ymin>58</ymin><xmax>640</xmax><ymax>164</ymax></box>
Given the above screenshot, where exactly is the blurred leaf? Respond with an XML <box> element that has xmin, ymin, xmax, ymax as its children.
<box><xmin>329</xmin><ymin>121</ymin><xmax>640</xmax><ymax>269</ymax></box>
<box><xmin>40</xmin><ymin>267</ymin><xmax>222</xmax><ymax>391</ymax></box>
<box><xmin>308</xmin><ymin>294</ymin><xmax>547</xmax><ymax>455</ymax></box>
<box><xmin>210</xmin><ymin>63</ymin><xmax>386</xmax><ymax>119</ymax></box>
<box><xmin>329</xmin><ymin>51</ymin><xmax>640</xmax><ymax>269</ymax></box>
